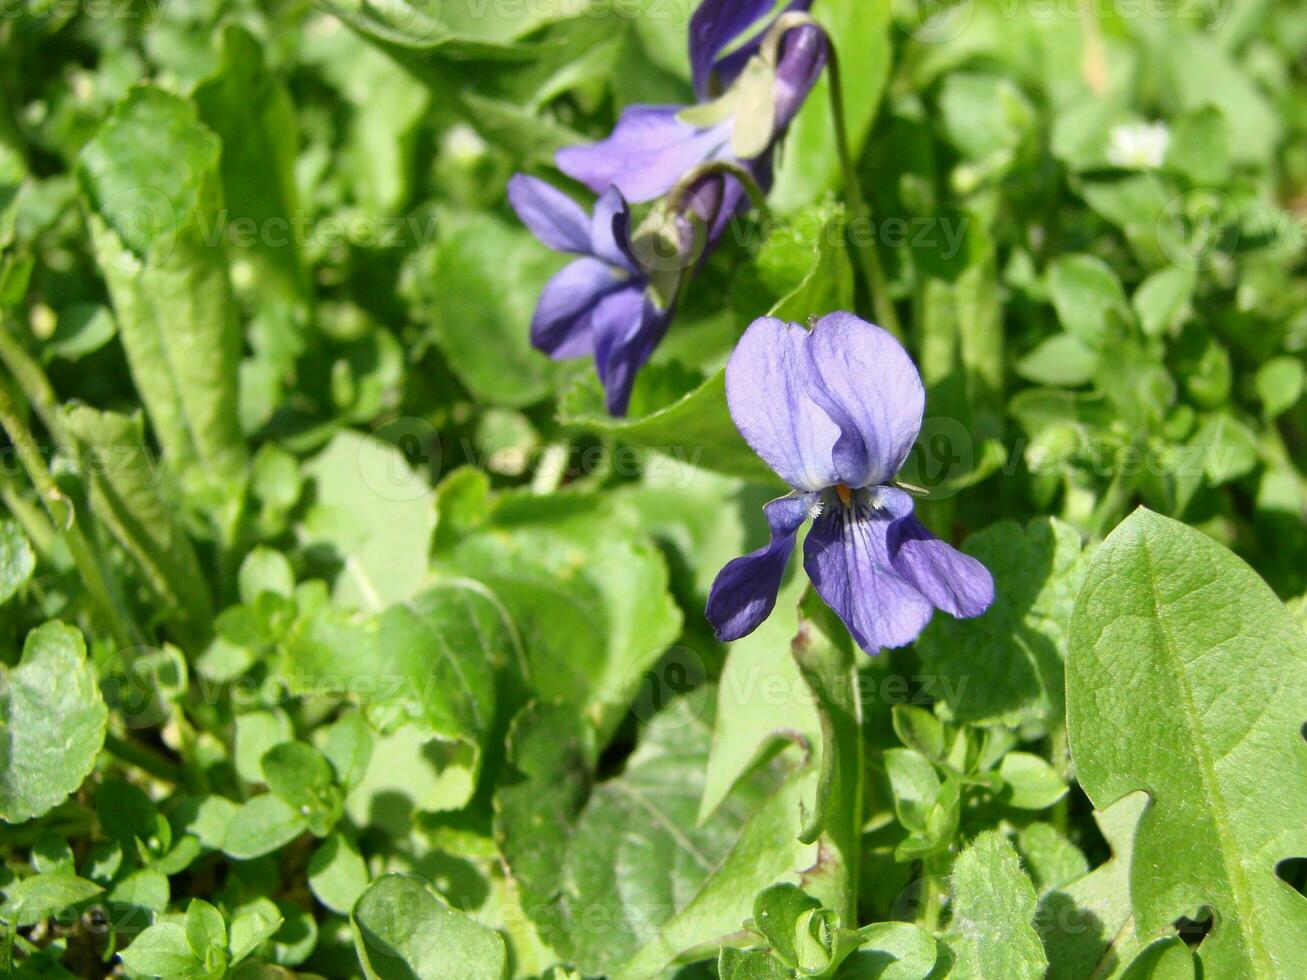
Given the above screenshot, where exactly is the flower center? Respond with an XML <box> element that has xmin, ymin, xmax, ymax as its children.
<box><xmin>835</xmin><ymin>483</ymin><xmax>853</xmax><ymax>507</ymax></box>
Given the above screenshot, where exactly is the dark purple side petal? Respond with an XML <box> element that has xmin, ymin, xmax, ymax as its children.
<box><xmin>555</xmin><ymin>105</ymin><xmax>732</xmax><ymax>203</ymax></box>
<box><xmin>888</xmin><ymin>513</ymin><xmax>995</xmax><ymax>619</ymax></box>
<box><xmin>695</xmin><ymin>0</ymin><xmax>816</xmax><ymax>98</ymax></box>
<box><xmin>507</xmin><ymin>174</ymin><xmax>593</xmax><ymax>255</ymax></box>
<box><xmin>803</xmin><ymin>312</ymin><xmax>925</xmax><ymax>488</ymax></box>
<box><xmin>726</xmin><ymin>317</ymin><xmax>841</xmax><ymax>491</ymax></box>
<box><xmin>590</xmin><ymin>187</ymin><xmax>637</xmax><ymax>273</ymax></box>
<box><xmin>772</xmin><ymin>22</ymin><xmax>828</xmax><ymax>132</ymax></box>
<box><xmin>591</xmin><ymin>288</ymin><xmax>672</xmax><ymax>416</ymax></box>
<box><xmin>531</xmin><ymin>257</ymin><xmax>624</xmax><ymax>360</ymax></box>
<box><xmin>706</xmin><ymin>493</ymin><xmax>813</xmax><ymax>642</ymax></box>
<box><xmin>803</xmin><ymin>494</ymin><xmax>935</xmax><ymax>654</ymax></box>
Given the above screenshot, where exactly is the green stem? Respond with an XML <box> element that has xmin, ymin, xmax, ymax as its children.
<box><xmin>0</xmin><ymin>322</ymin><xmax>68</xmax><ymax>449</ymax></box>
<box><xmin>789</xmin><ymin>20</ymin><xmax>903</xmax><ymax>340</ymax></box>
<box><xmin>0</xmin><ymin>380</ymin><xmax>141</xmax><ymax>649</ymax></box>
<box><xmin>103</xmin><ymin>732</ymin><xmax>181</xmax><ymax>785</ymax></box>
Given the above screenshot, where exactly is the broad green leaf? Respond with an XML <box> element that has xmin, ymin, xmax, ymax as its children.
<box><xmin>772</xmin><ymin>0</ymin><xmax>891</xmax><ymax>210</ymax></box>
<box><xmin>64</xmin><ymin>404</ymin><xmax>212</xmax><ymax>643</ymax></box>
<box><xmin>321</xmin><ymin>0</ymin><xmax>597</xmax><ymax>57</ymax></box>
<box><xmin>497</xmin><ymin>691</ymin><xmax>815</xmax><ymax>978</ymax></box>
<box><xmin>261</xmin><ymin>741</ymin><xmax>343</xmax><ymax>836</ymax></box>
<box><xmin>426</xmin><ymin>216</ymin><xmax>567</xmax><ymax>408</ymax></box>
<box><xmin>1067</xmin><ymin>508</ymin><xmax>1307</xmax><ymax>978</ymax></box>
<box><xmin>0</xmin><ymin>517</ymin><xmax>34</xmax><ymax>604</ymax></box>
<box><xmin>840</xmin><ymin>922</ymin><xmax>937</xmax><ymax>979</ymax></box>
<box><xmin>308</xmin><ymin>833</ymin><xmax>370</xmax><ymax>915</ymax></box>
<box><xmin>1015</xmin><ymin>822</ymin><xmax>1089</xmax><ymax>896</ymax></box>
<box><xmin>302</xmin><ymin>430</ymin><xmax>436</xmax><ymax>610</ymax></box>
<box><xmin>1040</xmin><ymin>792</ymin><xmax>1149</xmax><ymax>980</ymax></box>
<box><xmin>0</xmin><ymin>622</ymin><xmax>107</xmax><ymax>822</ymax></box>
<box><xmin>943</xmin><ymin>832</ymin><xmax>1047</xmax><ymax>980</ymax></box>
<box><xmin>438</xmin><ymin>493</ymin><xmax>680</xmax><ymax>742</ymax></box>
<box><xmin>916</xmin><ymin>518</ymin><xmax>1089</xmax><ymax>726</ymax></box>
<box><xmin>77</xmin><ymin>86</ymin><xmax>245</xmax><ymax>491</ymax></box>
<box><xmin>1015</xmin><ymin>333</ymin><xmax>1097</xmax><ymax>388</ymax></box>
<box><xmin>1120</xmin><ymin>936</ymin><xmax>1195</xmax><ymax>980</ymax></box>
<box><xmin>719</xmin><ymin>947</ymin><xmax>792</xmax><ymax>979</ymax></box>
<box><xmin>220</xmin><ymin>794</ymin><xmax>308</xmax><ymax>860</ymax></box>
<box><xmin>234</xmin><ymin>708</ymin><xmax>293</xmax><ymax>785</ymax></box>
<box><xmin>228</xmin><ymin>897</ymin><xmax>283</xmax><ymax>963</ymax></box>
<box><xmin>997</xmin><ymin>752</ymin><xmax>1067</xmax><ymax>810</ymax></box>
<box><xmin>119</xmin><ymin>921</ymin><xmax>203</xmax><ymax>979</ymax></box>
<box><xmin>0</xmin><ymin>873</ymin><xmax>102</xmax><ymax>927</ymax></box>
<box><xmin>1047</xmin><ymin>254</ymin><xmax>1132</xmax><ymax>349</ymax></box>
<box><xmin>351</xmin><ymin>873</ymin><xmax>507</xmax><ymax>980</ymax></box>
<box><xmin>194</xmin><ymin>24</ymin><xmax>310</xmax><ymax>307</ymax></box>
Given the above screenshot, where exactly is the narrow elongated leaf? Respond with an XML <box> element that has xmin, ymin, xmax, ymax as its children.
<box><xmin>944</xmin><ymin>832</ymin><xmax>1047</xmax><ymax>980</ymax></box>
<box><xmin>1068</xmin><ymin>508</ymin><xmax>1307</xmax><ymax>978</ymax></box>
<box><xmin>64</xmin><ymin>405</ymin><xmax>212</xmax><ymax>642</ymax></box>
<box><xmin>77</xmin><ymin>86</ymin><xmax>245</xmax><ymax>492</ymax></box>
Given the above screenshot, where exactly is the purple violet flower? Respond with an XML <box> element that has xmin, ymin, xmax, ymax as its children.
<box><xmin>706</xmin><ymin>313</ymin><xmax>995</xmax><ymax>653</ymax></box>
<box><xmin>554</xmin><ymin>1</ymin><xmax>826</xmax><ymax>235</ymax></box>
<box><xmin>507</xmin><ymin>174</ymin><xmax>688</xmax><ymax>417</ymax></box>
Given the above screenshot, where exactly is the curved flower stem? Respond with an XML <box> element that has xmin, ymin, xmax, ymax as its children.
<box><xmin>769</xmin><ymin>13</ymin><xmax>903</xmax><ymax>338</ymax></box>
<box><xmin>669</xmin><ymin>159</ymin><xmax>773</xmax><ymax>225</ymax></box>
<box><xmin>825</xmin><ymin>45</ymin><xmax>903</xmax><ymax>339</ymax></box>
<box><xmin>0</xmin><ymin>379</ymin><xmax>141</xmax><ymax>650</ymax></box>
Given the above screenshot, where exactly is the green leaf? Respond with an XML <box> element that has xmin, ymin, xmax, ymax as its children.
<box><xmin>1165</xmin><ymin>107</ymin><xmax>1230</xmax><ymax>187</ymax></box>
<box><xmin>302</xmin><ymin>430</ymin><xmax>437</xmax><ymax>611</ymax></box>
<box><xmin>1047</xmin><ymin>254</ymin><xmax>1132</xmax><ymax>348</ymax></box>
<box><xmin>944</xmin><ymin>832</ymin><xmax>1047</xmax><ymax>980</ymax></box>
<box><xmin>228</xmin><ymin>898</ymin><xmax>283</xmax><ymax>964</ymax></box>
<box><xmin>63</xmin><ymin>404</ymin><xmax>212</xmax><ymax>642</ymax></box>
<box><xmin>1132</xmin><ymin>267</ymin><xmax>1195</xmax><ymax>338</ymax></box>
<box><xmin>1015</xmin><ymin>333</ymin><xmax>1097</xmax><ymax>387</ymax></box>
<box><xmin>915</xmin><ymin>518</ymin><xmax>1089</xmax><ymax>726</ymax></box>
<box><xmin>997</xmin><ymin>752</ymin><xmax>1067</xmax><ymax>810</ymax></box>
<box><xmin>0</xmin><ymin>872</ymin><xmax>102</xmax><ymax>928</ymax></box>
<box><xmin>772</xmin><ymin>0</ymin><xmax>891</xmax><ymax>210</ymax></box>
<box><xmin>308</xmin><ymin>833</ymin><xmax>370</xmax><ymax>915</ymax></box>
<box><xmin>193</xmin><ymin>24</ymin><xmax>310</xmax><ymax>307</ymax></box>
<box><xmin>119</xmin><ymin>921</ymin><xmax>203</xmax><ymax>979</ymax></box>
<box><xmin>261</xmin><ymin>741</ymin><xmax>343</xmax><ymax>836</ymax></box>
<box><xmin>427</xmin><ymin>215</ymin><xmax>566</xmax><ymax>408</ymax></box>
<box><xmin>1067</xmin><ymin>508</ymin><xmax>1307</xmax><ymax>978</ymax></box>
<box><xmin>438</xmin><ymin>494</ymin><xmax>680</xmax><ymax>743</ymax></box>
<box><xmin>77</xmin><ymin>86</ymin><xmax>245</xmax><ymax>490</ymax></box>
<box><xmin>751</xmin><ymin>883</ymin><xmax>822</xmax><ymax>968</ymax></box>
<box><xmin>237</xmin><ymin>547</ymin><xmax>295</xmax><ymax>604</ymax></box>
<box><xmin>0</xmin><ymin>517</ymin><xmax>35</xmax><ymax>604</ymax></box>
<box><xmin>184</xmin><ymin>899</ymin><xmax>227</xmax><ymax>963</ymax></box>
<box><xmin>718</xmin><ymin>947</ymin><xmax>792</xmax><ymax>980</ymax></box>
<box><xmin>1040</xmin><ymin>792</ymin><xmax>1149</xmax><ymax>980</ymax></box>
<box><xmin>220</xmin><ymin>794</ymin><xmax>308</xmax><ymax>860</ymax></box>
<box><xmin>234</xmin><ymin>709</ymin><xmax>293</xmax><ymax>785</ymax></box>
<box><xmin>0</xmin><ymin>622</ymin><xmax>108</xmax><ymax>822</ymax></box>
<box><xmin>351</xmin><ymin>873</ymin><xmax>507</xmax><ymax>980</ymax></box>
<box><xmin>1255</xmin><ymin>357</ymin><xmax>1304</xmax><ymax>419</ymax></box>
<box><xmin>839</xmin><ymin>922</ymin><xmax>937</xmax><ymax>979</ymax></box>
<box><xmin>497</xmin><ymin>691</ymin><xmax>816</xmax><ymax>978</ymax></box>
<box><xmin>1120</xmin><ymin>936</ymin><xmax>1196</xmax><ymax>980</ymax></box>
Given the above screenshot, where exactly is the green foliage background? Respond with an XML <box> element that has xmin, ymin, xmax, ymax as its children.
<box><xmin>1</xmin><ymin>0</ymin><xmax>1306</xmax><ymax>977</ymax></box>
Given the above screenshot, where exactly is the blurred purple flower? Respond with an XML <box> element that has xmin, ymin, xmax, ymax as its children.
<box><xmin>555</xmin><ymin>0</ymin><xmax>826</xmax><ymax>237</ymax></box>
<box><xmin>706</xmin><ymin>313</ymin><xmax>995</xmax><ymax>653</ymax></box>
<box><xmin>507</xmin><ymin>174</ymin><xmax>687</xmax><ymax>417</ymax></box>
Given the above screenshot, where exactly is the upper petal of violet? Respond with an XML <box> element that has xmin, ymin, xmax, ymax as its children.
<box><xmin>507</xmin><ymin>173</ymin><xmax>593</xmax><ymax>255</ymax></box>
<box><xmin>726</xmin><ymin>317</ymin><xmax>842</xmax><ymax>492</ymax></box>
<box><xmin>803</xmin><ymin>312</ymin><xmax>925</xmax><ymax>489</ymax></box>
<box><xmin>555</xmin><ymin>105</ymin><xmax>732</xmax><ymax>203</ymax></box>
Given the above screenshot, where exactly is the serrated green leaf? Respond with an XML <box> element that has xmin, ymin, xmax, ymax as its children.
<box><xmin>0</xmin><ymin>622</ymin><xmax>107</xmax><ymax>822</ymax></box>
<box><xmin>944</xmin><ymin>832</ymin><xmax>1047</xmax><ymax>980</ymax></box>
<box><xmin>1067</xmin><ymin>508</ymin><xmax>1307</xmax><ymax>978</ymax></box>
<box><xmin>0</xmin><ymin>517</ymin><xmax>35</xmax><ymax>604</ymax></box>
